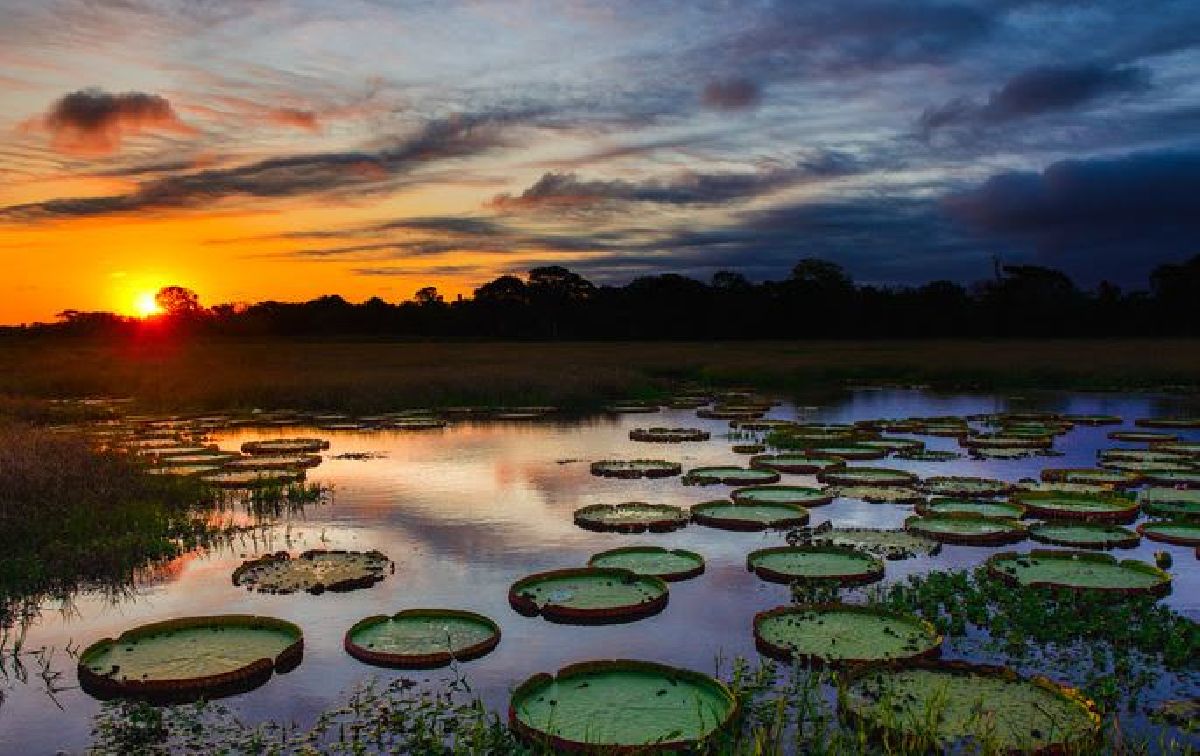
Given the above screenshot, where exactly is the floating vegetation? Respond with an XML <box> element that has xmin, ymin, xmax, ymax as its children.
<box><xmin>748</xmin><ymin>451</ymin><xmax>846</xmax><ymax>474</ymax></box>
<box><xmin>854</xmin><ymin>437</ymin><xmax>925</xmax><ymax>454</ymax></box>
<box><xmin>842</xmin><ymin>662</ymin><xmax>1100</xmax><ymax>753</ymax></box>
<box><xmin>1154</xmin><ymin>440</ymin><xmax>1200</xmax><ymax>457</ymax></box>
<box><xmin>509</xmin><ymin>660</ymin><xmax>736</xmax><ymax>750</ymax></box>
<box><xmin>572</xmin><ymin>502</ymin><xmax>688</xmax><ymax>533</ymax></box>
<box><xmin>731</xmin><ymin>485</ymin><xmax>832</xmax><ymax>507</ymax></box>
<box><xmin>1141</xmin><ymin>469</ymin><xmax>1200</xmax><ymax>488</ymax></box>
<box><xmin>224</xmin><ymin>454</ymin><xmax>322</xmax><ymax>471</ymax></box>
<box><xmin>78</xmin><ymin>615</ymin><xmax>302</xmax><ymax>702</ymax></box>
<box><xmin>904</xmin><ymin>514</ymin><xmax>1027</xmax><ymax>546</ymax></box>
<box><xmin>588</xmin><ymin>459</ymin><xmax>682</xmax><ymax>479</ymax></box>
<box><xmin>1066</xmin><ymin>414</ymin><xmax>1123</xmax><ymax>425</ymax></box>
<box><xmin>200</xmin><ymin>469</ymin><xmax>304</xmax><ymax>489</ymax></box>
<box><xmin>240</xmin><ymin>438</ymin><xmax>329</xmax><ymax>455</ymax></box>
<box><xmin>508</xmin><ymin>567</ymin><xmax>668</xmax><ymax>624</ymax></box>
<box><xmin>683</xmin><ymin>465</ymin><xmax>780</xmax><ymax>486</ymax></box>
<box><xmin>802</xmin><ymin>527</ymin><xmax>941</xmax><ymax>560</ymax></box>
<box><xmin>697</xmin><ymin>405</ymin><xmax>765</xmax><ymax>420</ymax></box>
<box><xmin>830</xmin><ymin>485</ymin><xmax>922</xmax><ymax>504</ymax></box>
<box><xmin>731</xmin><ymin>443</ymin><xmax>765</xmax><ymax>454</ymax></box>
<box><xmin>961</xmin><ymin>433</ymin><xmax>1053</xmax><ymax>450</ymax></box>
<box><xmin>968</xmin><ymin>446</ymin><xmax>1050</xmax><ymax>460</ymax></box>
<box><xmin>344</xmin><ymin>609</ymin><xmax>500</xmax><ymax>668</ymax></box>
<box><xmin>690</xmin><ymin>500</ymin><xmax>810</xmax><ymax>531</ymax></box>
<box><xmin>1138</xmin><ymin>521</ymin><xmax>1200</xmax><ymax>547</ymax></box>
<box><xmin>628</xmin><ymin>427</ymin><xmax>710</xmax><ymax>443</ymax></box>
<box><xmin>895</xmin><ymin>449</ymin><xmax>960</xmax><ymax>462</ymax></box>
<box><xmin>605</xmin><ymin>402</ymin><xmax>659</xmax><ymax>414</ymax></box>
<box><xmin>1012</xmin><ymin>490</ymin><xmax>1140</xmax><ymax>523</ymax></box>
<box><xmin>753</xmin><ymin>603</ymin><xmax>941</xmax><ymax>666</ymax></box>
<box><xmin>1028</xmin><ymin>522</ymin><xmax>1140</xmax><ymax>549</ymax></box>
<box><xmin>232</xmin><ymin>549</ymin><xmax>391</xmax><ymax>594</ymax></box>
<box><xmin>1136</xmin><ymin>417</ymin><xmax>1200</xmax><ymax>429</ymax></box>
<box><xmin>1017</xmin><ymin>480</ymin><xmax>1113</xmax><ymax>495</ymax></box>
<box><xmin>1108</xmin><ymin>430</ymin><xmax>1179</xmax><ymax>443</ymax></box>
<box><xmin>587</xmin><ymin>546</ymin><xmax>705</xmax><ymax>581</ymax></box>
<box><xmin>986</xmin><ymin>550</ymin><xmax>1171</xmax><ymax>595</ymax></box>
<box><xmin>920</xmin><ymin>476</ymin><xmax>1012</xmax><ymax>497</ymax></box>
<box><xmin>385</xmin><ymin>418</ymin><xmax>447</xmax><ymax>431</ymax></box>
<box><xmin>776</xmin><ymin>441</ymin><xmax>887</xmax><ymax>460</ymax></box>
<box><xmin>1139</xmin><ymin>487</ymin><xmax>1200</xmax><ymax>519</ymax></box>
<box><xmin>816</xmin><ymin>467</ymin><xmax>918</xmax><ymax>487</ymax></box>
<box><xmin>1040</xmin><ymin>467</ymin><xmax>1141</xmax><ymax>488</ymax></box>
<box><xmin>915</xmin><ymin>497</ymin><xmax>1025</xmax><ymax>519</ymax></box>
<box><xmin>746</xmin><ymin>545</ymin><xmax>884</xmax><ymax>585</ymax></box>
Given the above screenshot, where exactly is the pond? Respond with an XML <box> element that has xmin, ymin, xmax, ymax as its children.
<box><xmin>1</xmin><ymin>388</ymin><xmax>1198</xmax><ymax>752</ymax></box>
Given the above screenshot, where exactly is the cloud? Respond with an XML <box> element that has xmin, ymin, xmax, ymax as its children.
<box><xmin>701</xmin><ymin>78</ymin><xmax>761</xmax><ymax>111</ymax></box>
<box><xmin>0</xmin><ymin>112</ymin><xmax>527</xmax><ymax>221</ymax></box>
<box><xmin>22</xmin><ymin>88</ymin><xmax>197</xmax><ymax>155</ymax></box>
<box><xmin>945</xmin><ymin>146</ymin><xmax>1200</xmax><ymax>279</ymax></box>
<box><xmin>490</xmin><ymin>151</ymin><xmax>860</xmax><ymax>211</ymax></box>
<box><xmin>920</xmin><ymin>63</ymin><xmax>1150</xmax><ymax>134</ymax></box>
<box><xmin>264</xmin><ymin>107</ymin><xmax>320</xmax><ymax>132</ymax></box>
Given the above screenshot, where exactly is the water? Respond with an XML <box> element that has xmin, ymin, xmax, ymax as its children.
<box><xmin>2</xmin><ymin>389</ymin><xmax>1198</xmax><ymax>753</ymax></box>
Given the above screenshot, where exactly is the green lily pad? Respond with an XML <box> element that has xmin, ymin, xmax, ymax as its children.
<box><xmin>1139</xmin><ymin>488</ymin><xmax>1200</xmax><ymax>519</ymax></box>
<box><xmin>904</xmin><ymin>515</ymin><xmax>1027</xmax><ymax>546</ymax></box>
<box><xmin>510</xmin><ymin>660</ymin><xmax>736</xmax><ymax>750</ymax></box>
<box><xmin>746</xmin><ymin>545</ymin><xmax>883</xmax><ymax>585</ymax></box>
<box><xmin>589</xmin><ymin>459</ymin><xmax>682</xmax><ymax>479</ymax></box>
<box><xmin>691</xmin><ymin>500</ymin><xmax>810</xmax><ymax>531</ymax></box>
<box><xmin>684</xmin><ymin>466</ymin><xmax>781</xmax><ymax>486</ymax></box>
<box><xmin>921</xmin><ymin>476</ymin><xmax>1012</xmax><ymax>497</ymax></box>
<box><xmin>731</xmin><ymin>485</ymin><xmax>832</xmax><ymax>507</ymax></box>
<box><xmin>807</xmin><ymin>528</ymin><xmax>941</xmax><ymax>560</ymax></box>
<box><xmin>573</xmin><ymin>502</ymin><xmax>688</xmax><ymax>533</ymax></box>
<box><xmin>508</xmin><ymin>568</ymin><xmax>668</xmax><ymax>624</ymax></box>
<box><xmin>1138</xmin><ymin>521</ymin><xmax>1200</xmax><ymax>546</ymax></box>
<box><xmin>754</xmin><ymin>604</ymin><xmax>941</xmax><ymax>666</ymax></box>
<box><xmin>1012</xmin><ymin>491</ymin><xmax>1139</xmax><ymax>523</ymax></box>
<box><xmin>916</xmin><ymin>498</ymin><xmax>1025</xmax><ymax>519</ymax></box>
<box><xmin>987</xmin><ymin>550</ymin><xmax>1171</xmax><ymax>595</ymax></box>
<box><xmin>344</xmin><ymin>609</ymin><xmax>499</xmax><ymax>668</ymax></box>
<box><xmin>1029</xmin><ymin>522</ymin><xmax>1140</xmax><ymax>549</ymax></box>
<box><xmin>587</xmin><ymin>546</ymin><xmax>705</xmax><ymax>581</ymax></box>
<box><xmin>749</xmin><ymin>452</ymin><xmax>846</xmax><ymax>474</ymax></box>
<box><xmin>817</xmin><ymin>467</ymin><xmax>918</xmax><ymax>487</ymax></box>
<box><xmin>629</xmin><ymin>427</ymin><xmax>710</xmax><ymax>443</ymax></box>
<box><xmin>233</xmin><ymin>550</ymin><xmax>390</xmax><ymax>594</ymax></box>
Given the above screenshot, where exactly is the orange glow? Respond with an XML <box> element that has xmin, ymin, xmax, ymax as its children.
<box><xmin>132</xmin><ymin>292</ymin><xmax>162</xmax><ymax>318</ymax></box>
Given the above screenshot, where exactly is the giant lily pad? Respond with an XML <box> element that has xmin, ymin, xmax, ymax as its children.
<box><xmin>629</xmin><ymin>427</ymin><xmax>710</xmax><ymax>443</ymax></box>
<box><xmin>1139</xmin><ymin>488</ymin><xmax>1200</xmax><ymax>519</ymax></box>
<box><xmin>920</xmin><ymin>476</ymin><xmax>1012</xmax><ymax>497</ymax></box>
<box><xmin>241</xmin><ymin>438</ymin><xmax>329</xmax><ymax>455</ymax></box>
<box><xmin>842</xmin><ymin>662</ymin><xmax>1100</xmax><ymax>753</ymax></box>
<box><xmin>916</xmin><ymin>497</ymin><xmax>1025</xmax><ymax>519</ymax></box>
<box><xmin>344</xmin><ymin>609</ymin><xmax>500</xmax><ymax>668</ymax></box>
<box><xmin>509</xmin><ymin>660</ymin><xmax>736</xmax><ymax>751</ymax></box>
<box><xmin>749</xmin><ymin>452</ymin><xmax>846</xmax><ymax>474</ymax></box>
<box><xmin>1029</xmin><ymin>522</ymin><xmax>1140</xmax><ymax>549</ymax></box>
<box><xmin>200</xmin><ymin>469</ymin><xmax>304</xmax><ymax>488</ymax></box>
<box><xmin>1138</xmin><ymin>521</ymin><xmax>1200</xmax><ymax>547</ymax></box>
<box><xmin>508</xmin><ymin>567</ymin><xmax>668</xmax><ymax>624</ymax></box>
<box><xmin>1039</xmin><ymin>468</ymin><xmax>1140</xmax><ymax>488</ymax></box>
<box><xmin>589</xmin><ymin>459</ymin><xmax>682</xmax><ymax>479</ymax></box>
<box><xmin>830</xmin><ymin>486</ymin><xmax>924</xmax><ymax>504</ymax></box>
<box><xmin>807</xmin><ymin>528</ymin><xmax>941</xmax><ymax>560</ymax></box>
<box><xmin>987</xmin><ymin>550</ymin><xmax>1171</xmax><ymax>595</ymax></box>
<box><xmin>816</xmin><ymin>467</ymin><xmax>918</xmax><ymax>487</ymax></box>
<box><xmin>224</xmin><ymin>454</ymin><xmax>322</xmax><ymax>471</ymax></box>
<box><xmin>233</xmin><ymin>550</ymin><xmax>391</xmax><ymax>594</ymax></box>
<box><xmin>684</xmin><ymin>466</ymin><xmax>780</xmax><ymax>486</ymax></box>
<box><xmin>904</xmin><ymin>514</ymin><xmax>1027</xmax><ymax>546</ymax></box>
<box><xmin>1141</xmin><ymin>470</ymin><xmax>1200</xmax><ymax>489</ymax></box>
<box><xmin>78</xmin><ymin>615</ymin><xmax>302</xmax><ymax>702</ymax></box>
<box><xmin>746</xmin><ymin>545</ymin><xmax>883</xmax><ymax>585</ymax></box>
<box><xmin>587</xmin><ymin>546</ymin><xmax>705</xmax><ymax>581</ymax></box>
<box><xmin>573</xmin><ymin>502</ymin><xmax>688</xmax><ymax>533</ymax></box>
<box><xmin>731</xmin><ymin>485</ymin><xmax>833</xmax><ymax>507</ymax></box>
<box><xmin>961</xmin><ymin>433</ymin><xmax>1053</xmax><ymax>449</ymax></box>
<box><xmin>1012</xmin><ymin>490</ymin><xmax>1139</xmax><ymax>523</ymax></box>
<box><xmin>691</xmin><ymin>500</ymin><xmax>810</xmax><ymax>531</ymax></box>
<box><xmin>754</xmin><ymin>604</ymin><xmax>941</xmax><ymax>666</ymax></box>
<box><xmin>1136</xmin><ymin>417</ymin><xmax>1200</xmax><ymax>429</ymax></box>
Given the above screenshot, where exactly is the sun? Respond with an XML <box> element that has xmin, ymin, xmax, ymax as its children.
<box><xmin>132</xmin><ymin>291</ymin><xmax>162</xmax><ymax>318</ymax></box>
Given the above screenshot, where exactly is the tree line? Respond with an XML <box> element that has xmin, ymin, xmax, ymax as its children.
<box><xmin>13</xmin><ymin>255</ymin><xmax>1200</xmax><ymax>340</ymax></box>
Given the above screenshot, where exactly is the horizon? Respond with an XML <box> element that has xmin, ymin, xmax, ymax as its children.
<box><xmin>2</xmin><ymin>0</ymin><xmax>1199</xmax><ymax>323</ymax></box>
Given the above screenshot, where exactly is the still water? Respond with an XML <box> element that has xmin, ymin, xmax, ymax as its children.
<box><xmin>2</xmin><ymin>389</ymin><xmax>1198</xmax><ymax>753</ymax></box>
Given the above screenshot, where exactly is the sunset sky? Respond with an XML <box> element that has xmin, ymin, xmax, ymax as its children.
<box><xmin>1</xmin><ymin>0</ymin><xmax>1198</xmax><ymax>323</ymax></box>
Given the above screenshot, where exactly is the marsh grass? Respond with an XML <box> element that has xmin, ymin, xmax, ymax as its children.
<box><xmin>2</xmin><ymin>339</ymin><xmax>1198</xmax><ymax>414</ymax></box>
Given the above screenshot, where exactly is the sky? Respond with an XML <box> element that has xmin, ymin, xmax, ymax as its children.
<box><xmin>1</xmin><ymin>0</ymin><xmax>1198</xmax><ymax>323</ymax></box>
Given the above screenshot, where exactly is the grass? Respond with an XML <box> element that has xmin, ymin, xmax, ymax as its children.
<box><xmin>1</xmin><ymin>338</ymin><xmax>1197</xmax><ymax>413</ymax></box>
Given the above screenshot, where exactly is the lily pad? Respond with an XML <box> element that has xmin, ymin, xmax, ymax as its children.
<box><xmin>746</xmin><ymin>545</ymin><xmax>884</xmax><ymax>585</ymax></box>
<box><xmin>986</xmin><ymin>550</ymin><xmax>1171</xmax><ymax>595</ymax></box>
<box><xmin>1141</xmin><ymin>469</ymin><xmax>1200</xmax><ymax>488</ymax></box>
<box><xmin>78</xmin><ymin>615</ymin><xmax>303</xmax><ymax>702</ymax></box>
<box><xmin>749</xmin><ymin>452</ymin><xmax>846</xmax><ymax>474</ymax></box>
<box><xmin>684</xmin><ymin>465</ymin><xmax>781</xmax><ymax>486</ymax></box>
<box><xmin>587</xmin><ymin>546</ymin><xmax>705</xmax><ymax>581</ymax></box>
<box><xmin>573</xmin><ymin>502</ymin><xmax>688</xmax><ymax>533</ymax></box>
<box><xmin>816</xmin><ymin>467</ymin><xmax>918</xmax><ymax>487</ymax></box>
<box><xmin>1012</xmin><ymin>490</ymin><xmax>1139</xmax><ymax>523</ymax></box>
<box><xmin>916</xmin><ymin>497</ymin><xmax>1025</xmax><ymax>519</ymax></box>
<box><xmin>904</xmin><ymin>514</ymin><xmax>1027</xmax><ymax>546</ymax></box>
<box><xmin>629</xmin><ymin>427</ymin><xmax>710</xmax><ymax>443</ymax></box>
<box><xmin>754</xmin><ymin>603</ymin><xmax>941</xmax><ymax>666</ymax></box>
<box><xmin>691</xmin><ymin>500</ymin><xmax>810</xmax><ymax>531</ymax></box>
<box><xmin>807</xmin><ymin>528</ymin><xmax>941</xmax><ymax>560</ymax></box>
<box><xmin>731</xmin><ymin>485</ymin><xmax>833</xmax><ymax>508</ymax></box>
<box><xmin>830</xmin><ymin>485</ymin><xmax>924</xmax><ymax>504</ymax></box>
<box><xmin>1139</xmin><ymin>488</ymin><xmax>1200</xmax><ymax>519</ymax></box>
<box><xmin>508</xmin><ymin>567</ymin><xmax>668</xmax><ymax>624</ymax></box>
<box><xmin>1029</xmin><ymin>522</ymin><xmax>1140</xmax><ymax>549</ymax></box>
<box><xmin>344</xmin><ymin>609</ymin><xmax>500</xmax><ymax>668</ymax></box>
<box><xmin>509</xmin><ymin>660</ymin><xmax>736</xmax><ymax>750</ymax></box>
<box><xmin>920</xmin><ymin>476</ymin><xmax>1012</xmax><ymax>497</ymax></box>
<box><xmin>842</xmin><ymin>662</ymin><xmax>1099</xmax><ymax>753</ymax></box>
<box><xmin>241</xmin><ymin>438</ymin><xmax>329</xmax><ymax>454</ymax></box>
<box><xmin>233</xmin><ymin>550</ymin><xmax>391</xmax><ymax>594</ymax></box>
<box><xmin>589</xmin><ymin>459</ymin><xmax>682</xmax><ymax>479</ymax></box>
<box><xmin>1138</xmin><ymin>521</ymin><xmax>1200</xmax><ymax>546</ymax></box>
<box><xmin>1108</xmin><ymin>430</ymin><xmax>1179</xmax><ymax>443</ymax></box>
<box><xmin>1039</xmin><ymin>468</ymin><xmax>1140</xmax><ymax>488</ymax></box>
<box><xmin>200</xmin><ymin>469</ymin><xmax>304</xmax><ymax>488</ymax></box>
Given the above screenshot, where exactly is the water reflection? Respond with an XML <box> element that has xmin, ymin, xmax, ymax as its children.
<box><xmin>1</xmin><ymin>389</ymin><xmax>1198</xmax><ymax>752</ymax></box>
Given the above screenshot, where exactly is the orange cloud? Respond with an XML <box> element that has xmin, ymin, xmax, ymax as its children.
<box><xmin>23</xmin><ymin>88</ymin><xmax>197</xmax><ymax>155</ymax></box>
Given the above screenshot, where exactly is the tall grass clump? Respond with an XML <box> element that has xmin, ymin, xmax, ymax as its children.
<box><xmin>0</xmin><ymin>426</ymin><xmax>213</xmax><ymax>630</ymax></box>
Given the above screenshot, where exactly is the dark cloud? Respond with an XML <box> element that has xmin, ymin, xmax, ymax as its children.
<box><xmin>0</xmin><ymin>112</ymin><xmax>526</xmax><ymax>221</ymax></box>
<box><xmin>701</xmin><ymin>78</ymin><xmax>761</xmax><ymax>111</ymax></box>
<box><xmin>22</xmin><ymin>88</ymin><xmax>196</xmax><ymax>155</ymax></box>
<box><xmin>490</xmin><ymin>151</ymin><xmax>860</xmax><ymax>211</ymax></box>
<box><xmin>945</xmin><ymin>146</ymin><xmax>1200</xmax><ymax>280</ymax></box>
<box><xmin>920</xmin><ymin>63</ymin><xmax>1150</xmax><ymax>134</ymax></box>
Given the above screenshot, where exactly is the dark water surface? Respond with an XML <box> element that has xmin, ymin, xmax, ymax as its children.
<box><xmin>2</xmin><ymin>389</ymin><xmax>1198</xmax><ymax>753</ymax></box>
